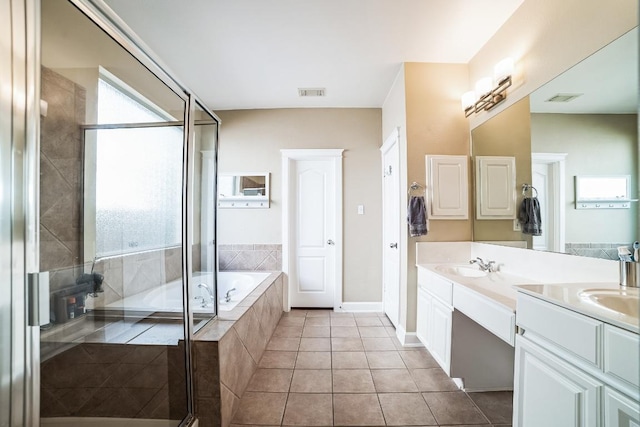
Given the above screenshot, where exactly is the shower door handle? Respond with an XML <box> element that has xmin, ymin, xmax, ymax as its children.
<box><xmin>27</xmin><ymin>271</ymin><xmax>50</xmax><ymax>326</ymax></box>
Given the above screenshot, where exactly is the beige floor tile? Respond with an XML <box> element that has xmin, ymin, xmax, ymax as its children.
<box><xmin>384</xmin><ymin>326</ymin><xmax>397</xmax><ymax>337</ymax></box>
<box><xmin>299</xmin><ymin>337</ymin><xmax>331</xmax><ymax>351</ymax></box>
<box><xmin>278</xmin><ymin>317</ymin><xmax>305</xmax><ymax>327</ymax></box>
<box><xmin>232</xmin><ymin>392</ymin><xmax>287</xmax><ymax>425</ymax></box>
<box><xmin>467</xmin><ymin>391</ymin><xmax>513</xmax><ymax>424</ymax></box>
<box><xmin>331</xmin><ymin>338</ymin><xmax>364</xmax><ymax>352</ymax></box>
<box><xmin>330</xmin><ymin>317</ymin><xmax>357</xmax><ymax>327</ymax></box>
<box><xmin>305</xmin><ymin>317</ymin><xmax>330</xmax><ymax>326</ymax></box>
<box><xmin>362</xmin><ymin>337</ymin><xmax>396</xmax><ymax>351</ymax></box>
<box><xmin>355</xmin><ymin>317</ymin><xmax>383</xmax><ymax>327</ymax></box>
<box><xmin>331</xmin><ymin>351</ymin><xmax>369</xmax><ymax>369</ymax></box>
<box><xmin>399</xmin><ymin>350</ymin><xmax>439</xmax><ymax>368</ymax></box>
<box><xmin>378</xmin><ymin>316</ymin><xmax>393</xmax><ymax>327</ymax></box>
<box><xmin>246</xmin><ymin>368</ymin><xmax>293</xmax><ymax>392</ymax></box>
<box><xmin>290</xmin><ymin>369</ymin><xmax>333</xmax><ymax>393</ymax></box>
<box><xmin>306</xmin><ymin>309</ymin><xmax>332</xmax><ymax>318</ymax></box>
<box><xmin>353</xmin><ymin>312</ymin><xmax>380</xmax><ymax>317</ymax></box>
<box><xmin>365</xmin><ymin>351</ymin><xmax>406</xmax><ymax>369</ymax></box>
<box><xmin>358</xmin><ymin>326</ymin><xmax>389</xmax><ymax>338</ymax></box>
<box><xmin>422</xmin><ymin>391</ymin><xmax>489</xmax><ymax>425</ymax></box>
<box><xmin>330</xmin><ymin>312</ymin><xmax>354</xmax><ymax>318</ymax></box>
<box><xmin>266</xmin><ymin>337</ymin><xmax>300</xmax><ymax>351</ymax></box>
<box><xmin>378</xmin><ymin>392</ymin><xmax>437</xmax><ymax>425</ymax></box>
<box><xmin>333</xmin><ymin>393</ymin><xmax>385</xmax><ymax>426</ymax></box>
<box><xmin>302</xmin><ymin>326</ymin><xmax>331</xmax><ymax>338</ymax></box>
<box><xmin>283</xmin><ymin>309</ymin><xmax>307</xmax><ymax>317</ymax></box>
<box><xmin>331</xmin><ymin>326</ymin><xmax>360</xmax><ymax>337</ymax></box>
<box><xmin>410</xmin><ymin>368</ymin><xmax>459</xmax><ymax>392</ymax></box>
<box><xmin>258</xmin><ymin>351</ymin><xmax>297</xmax><ymax>369</ymax></box>
<box><xmin>332</xmin><ymin>369</ymin><xmax>376</xmax><ymax>393</ymax></box>
<box><xmin>282</xmin><ymin>393</ymin><xmax>333</xmax><ymax>426</ymax></box>
<box><xmin>272</xmin><ymin>325</ymin><xmax>303</xmax><ymax>338</ymax></box>
<box><xmin>295</xmin><ymin>351</ymin><xmax>332</xmax><ymax>369</ymax></box>
<box><xmin>371</xmin><ymin>369</ymin><xmax>418</xmax><ymax>392</ymax></box>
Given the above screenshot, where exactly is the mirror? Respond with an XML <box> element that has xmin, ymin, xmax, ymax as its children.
<box><xmin>472</xmin><ymin>27</ymin><xmax>639</xmax><ymax>259</ymax></box>
<box><xmin>218</xmin><ymin>173</ymin><xmax>270</xmax><ymax>208</ymax></box>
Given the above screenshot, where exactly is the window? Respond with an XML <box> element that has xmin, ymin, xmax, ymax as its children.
<box><xmin>89</xmin><ymin>75</ymin><xmax>183</xmax><ymax>258</ymax></box>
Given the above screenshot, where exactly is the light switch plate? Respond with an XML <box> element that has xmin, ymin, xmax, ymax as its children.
<box><xmin>513</xmin><ymin>219</ymin><xmax>522</xmax><ymax>231</ymax></box>
<box><xmin>357</xmin><ymin>205</ymin><xmax>364</xmax><ymax>215</ymax></box>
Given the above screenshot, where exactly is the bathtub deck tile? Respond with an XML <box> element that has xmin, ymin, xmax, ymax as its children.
<box><xmin>194</xmin><ymin>320</ymin><xmax>235</xmax><ymax>342</ymax></box>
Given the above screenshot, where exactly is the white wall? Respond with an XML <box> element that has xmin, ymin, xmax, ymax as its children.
<box><xmin>468</xmin><ymin>0</ymin><xmax>638</xmax><ymax>130</ymax></box>
<box><xmin>216</xmin><ymin>108</ymin><xmax>383</xmax><ymax>303</ymax></box>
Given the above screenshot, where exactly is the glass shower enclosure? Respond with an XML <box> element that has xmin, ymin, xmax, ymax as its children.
<box><xmin>1</xmin><ymin>0</ymin><xmax>219</xmax><ymax>425</ymax></box>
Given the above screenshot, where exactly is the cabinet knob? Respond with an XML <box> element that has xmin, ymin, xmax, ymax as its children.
<box><xmin>389</xmin><ymin>243</ymin><xmax>398</xmax><ymax>249</ymax></box>
<box><xmin>327</xmin><ymin>239</ymin><xmax>335</xmax><ymax>246</ymax></box>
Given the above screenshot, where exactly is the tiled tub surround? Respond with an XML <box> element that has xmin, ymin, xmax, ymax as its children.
<box><xmin>218</xmin><ymin>244</ymin><xmax>282</xmax><ymax>271</ymax></box>
<box><xmin>193</xmin><ymin>272</ymin><xmax>284</xmax><ymax>427</ymax></box>
<box><xmin>565</xmin><ymin>242</ymin><xmax>631</xmax><ymax>260</ymax></box>
<box><xmin>40</xmin><ymin>318</ymin><xmax>187</xmax><ymax>421</ymax></box>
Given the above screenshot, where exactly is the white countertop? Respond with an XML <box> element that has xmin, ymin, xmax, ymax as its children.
<box><xmin>416</xmin><ymin>263</ymin><xmax>638</xmax><ymax>334</ymax></box>
<box><xmin>514</xmin><ymin>283</ymin><xmax>639</xmax><ymax>334</ymax></box>
<box><xmin>416</xmin><ymin>263</ymin><xmax>539</xmax><ymax>312</ymax></box>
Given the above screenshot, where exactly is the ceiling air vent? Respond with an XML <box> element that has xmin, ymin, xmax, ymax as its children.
<box><xmin>545</xmin><ymin>93</ymin><xmax>583</xmax><ymax>103</ymax></box>
<box><xmin>298</xmin><ymin>88</ymin><xmax>326</xmax><ymax>97</ymax></box>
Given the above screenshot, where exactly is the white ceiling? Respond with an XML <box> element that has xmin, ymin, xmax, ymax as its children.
<box><xmin>103</xmin><ymin>0</ymin><xmax>524</xmax><ymax>110</ymax></box>
<box><xmin>530</xmin><ymin>27</ymin><xmax>638</xmax><ymax>114</ymax></box>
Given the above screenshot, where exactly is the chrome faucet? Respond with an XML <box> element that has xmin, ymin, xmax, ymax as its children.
<box><xmin>197</xmin><ymin>283</ymin><xmax>214</xmax><ymax>306</ymax></box>
<box><xmin>470</xmin><ymin>257</ymin><xmax>496</xmax><ymax>272</ymax></box>
<box><xmin>224</xmin><ymin>287</ymin><xmax>237</xmax><ymax>303</ymax></box>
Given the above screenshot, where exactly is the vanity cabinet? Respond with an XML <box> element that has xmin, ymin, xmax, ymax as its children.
<box><xmin>416</xmin><ymin>268</ymin><xmax>453</xmax><ymax>374</ymax></box>
<box><xmin>514</xmin><ymin>293</ymin><xmax>640</xmax><ymax>427</ymax></box>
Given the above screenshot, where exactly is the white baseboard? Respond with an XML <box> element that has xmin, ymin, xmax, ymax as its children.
<box><xmin>395</xmin><ymin>324</ymin><xmax>424</xmax><ymax>348</ymax></box>
<box><xmin>337</xmin><ymin>301</ymin><xmax>383</xmax><ymax>312</ymax></box>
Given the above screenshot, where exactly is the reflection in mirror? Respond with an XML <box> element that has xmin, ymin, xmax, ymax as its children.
<box><xmin>472</xmin><ymin>27</ymin><xmax>638</xmax><ymax>259</ymax></box>
<box><xmin>218</xmin><ymin>174</ymin><xmax>270</xmax><ymax>208</ymax></box>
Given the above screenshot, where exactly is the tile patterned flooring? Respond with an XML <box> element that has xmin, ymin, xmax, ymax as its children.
<box><xmin>231</xmin><ymin>309</ymin><xmax>513</xmax><ymax>426</ymax></box>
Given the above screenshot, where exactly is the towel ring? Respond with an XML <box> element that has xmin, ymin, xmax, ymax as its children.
<box><xmin>408</xmin><ymin>182</ymin><xmax>425</xmax><ymax>196</ymax></box>
<box><xmin>522</xmin><ymin>183</ymin><xmax>538</xmax><ymax>198</ymax></box>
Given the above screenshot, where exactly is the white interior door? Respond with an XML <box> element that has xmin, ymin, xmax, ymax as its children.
<box><xmin>532</xmin><ymin>163</ymin><xmax>551</xmax><ymax>251</ymax></box>
<box><xmin>283</xmin><ymin>150</ymin><xmax>343</xmax><ymax>309</ymax></box>
<box><xmin>381</xmin><ymin>130</ymin><xmax>400</xmax><ymax>327</ymax></box>
<box><xmin>532</xmin><ymin>153</ymin><xmax>567</xmax><ymax>253</ymax></box>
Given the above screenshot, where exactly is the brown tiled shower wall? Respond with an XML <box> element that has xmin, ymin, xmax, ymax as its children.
<box><xmin>194</xmin><ymin>273</ymin><xmax>284</xmax><ymax>427</ymax></box>
<box><xmin>218</xmin><ymin>244</ymin><xmax>282</xmax><ymax>271</ymax></box>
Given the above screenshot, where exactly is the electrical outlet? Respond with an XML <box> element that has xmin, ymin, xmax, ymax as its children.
<box><xmin>513</xmin><ymin>219</ymin><xmax>522</xmax><ymax>232</ymax></box>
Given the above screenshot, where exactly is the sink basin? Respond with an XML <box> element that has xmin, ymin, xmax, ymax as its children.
<box><xmin>436</xmin><ymin>265</ymin><xmax>488</xmax><ymax>278</ymax></box>
<box><xmin>579</xmin><ymin>288</ymin><xmax>640</xmax><ymax>317</ymax></box>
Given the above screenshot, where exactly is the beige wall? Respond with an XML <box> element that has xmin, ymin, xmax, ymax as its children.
<box><xmin>468</xmin><ymin>0</ymin><xmax>638</xmax><ymax>131</ymax></box>
<box><xmin>531</xmin><ymin>113</ymin><xmax>638</xmax><ymax>243</ymax></box>
<box><xmin>403</xmin><ymin>63</ymin><xmax>471</xmax><ymax>332</ymax></box>
<box><xmin>472</xmin><ymin>97</ymin><xmax>532</xmax><ymax>247</ymax></box>
<box><xmin>216</xmin><ymin>108</ymin><xmax>383</xmax><ymax>303</ymax></box>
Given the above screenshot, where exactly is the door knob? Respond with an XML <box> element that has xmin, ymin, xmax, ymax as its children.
<box><xmin>327</xmin><ymin>239</ymin><xmax>335</xmax><ymax>245</ymax></box>
<box><xmin>389</xmin><ymin>243</ymin><xmax>398</xmax><ymax>249</ymax></box>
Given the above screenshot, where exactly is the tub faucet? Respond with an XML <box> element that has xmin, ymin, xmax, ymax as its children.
<box><xmin>470</xmin><ymin>257</ymin><xmax>496</xmax><ymax>272</ymax></box>
<box><xmin>225</xmin><ymin>288</ymin><xmax>237</xmax><ymax>303</ymax></box>
<box><xmin>197</xmin><ymin>283</ymin><xmax>214</xmax><ymax>304</ymax></box>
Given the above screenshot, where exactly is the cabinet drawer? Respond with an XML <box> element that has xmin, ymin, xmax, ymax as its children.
<box><xmin>604</xmin><ymin>325</ymin><xmax>639</xmax><ymax>388</ymax></box>
<box><xmin>517</xmin><ymin>294</ymin><xmax>602</xmax><ymax>367</ymax></box>
<box><xmin>454</xmin><ymin>285</ymin><xmax>515</xmax><ymax>345</ymax></box>
<box><xmin>417</xmin><ymin>268</ymin><xmax>453</xmax><ymax>306</ymax></box>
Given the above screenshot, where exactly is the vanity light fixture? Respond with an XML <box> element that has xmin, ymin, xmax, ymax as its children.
<box><xmin>462</xmin><ymin>57</ymin><xmax>514</xmax><ymax>117</ymax></box>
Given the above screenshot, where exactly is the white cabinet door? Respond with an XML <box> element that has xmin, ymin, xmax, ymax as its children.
<box><xmin>416</xmin><ymin>286</ymin><xmax>432</xmax><ymax>347</ymax></box>
<box><xmin>604</xmin><ymin>387</ymin><xmax>640</xmax><ymax>427</ymax></box>
<box><xmin>514</xmin><ymin>335</ymin><xmax>602</xmax><ymax>427</ymax></box>
<box><xmin>475</xmin><ymin>156</ymin><xmax>516</xmax><ymax>219</ymax></box>
<box><xmin>426</xmin><ymin>155</ymin><xmax>468</xmax><ymax>219</ymax></box>
<box><xmin>430</xmin><ymin>297</ymin><xmax>452</xmax><ymax>374</ymax></box>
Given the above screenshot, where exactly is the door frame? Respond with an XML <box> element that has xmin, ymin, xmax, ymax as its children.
<box><xmin>281</xmin><ymin>149</ymin><xmax>344</xmax><ymax>311</ymax></box>
<box><xmin>531</xmin><ymin>152</ymin><xmax>567</xmax><ymax>253</ymax></box>
<box><xmin>380</xmin><ymin>129</ymin><xmax>400</xmax><ymax>327</ymax></box>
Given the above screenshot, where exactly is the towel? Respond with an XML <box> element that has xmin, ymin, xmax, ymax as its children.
<box><xmin>518</xmin><ymin>197</ymin><xmax>542</xmax><ymax>236</ymax></box>
<box><xmin>407</xmin><ymin>196</ymin><xmax>428</xmax><ymax>237</ymax></box>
